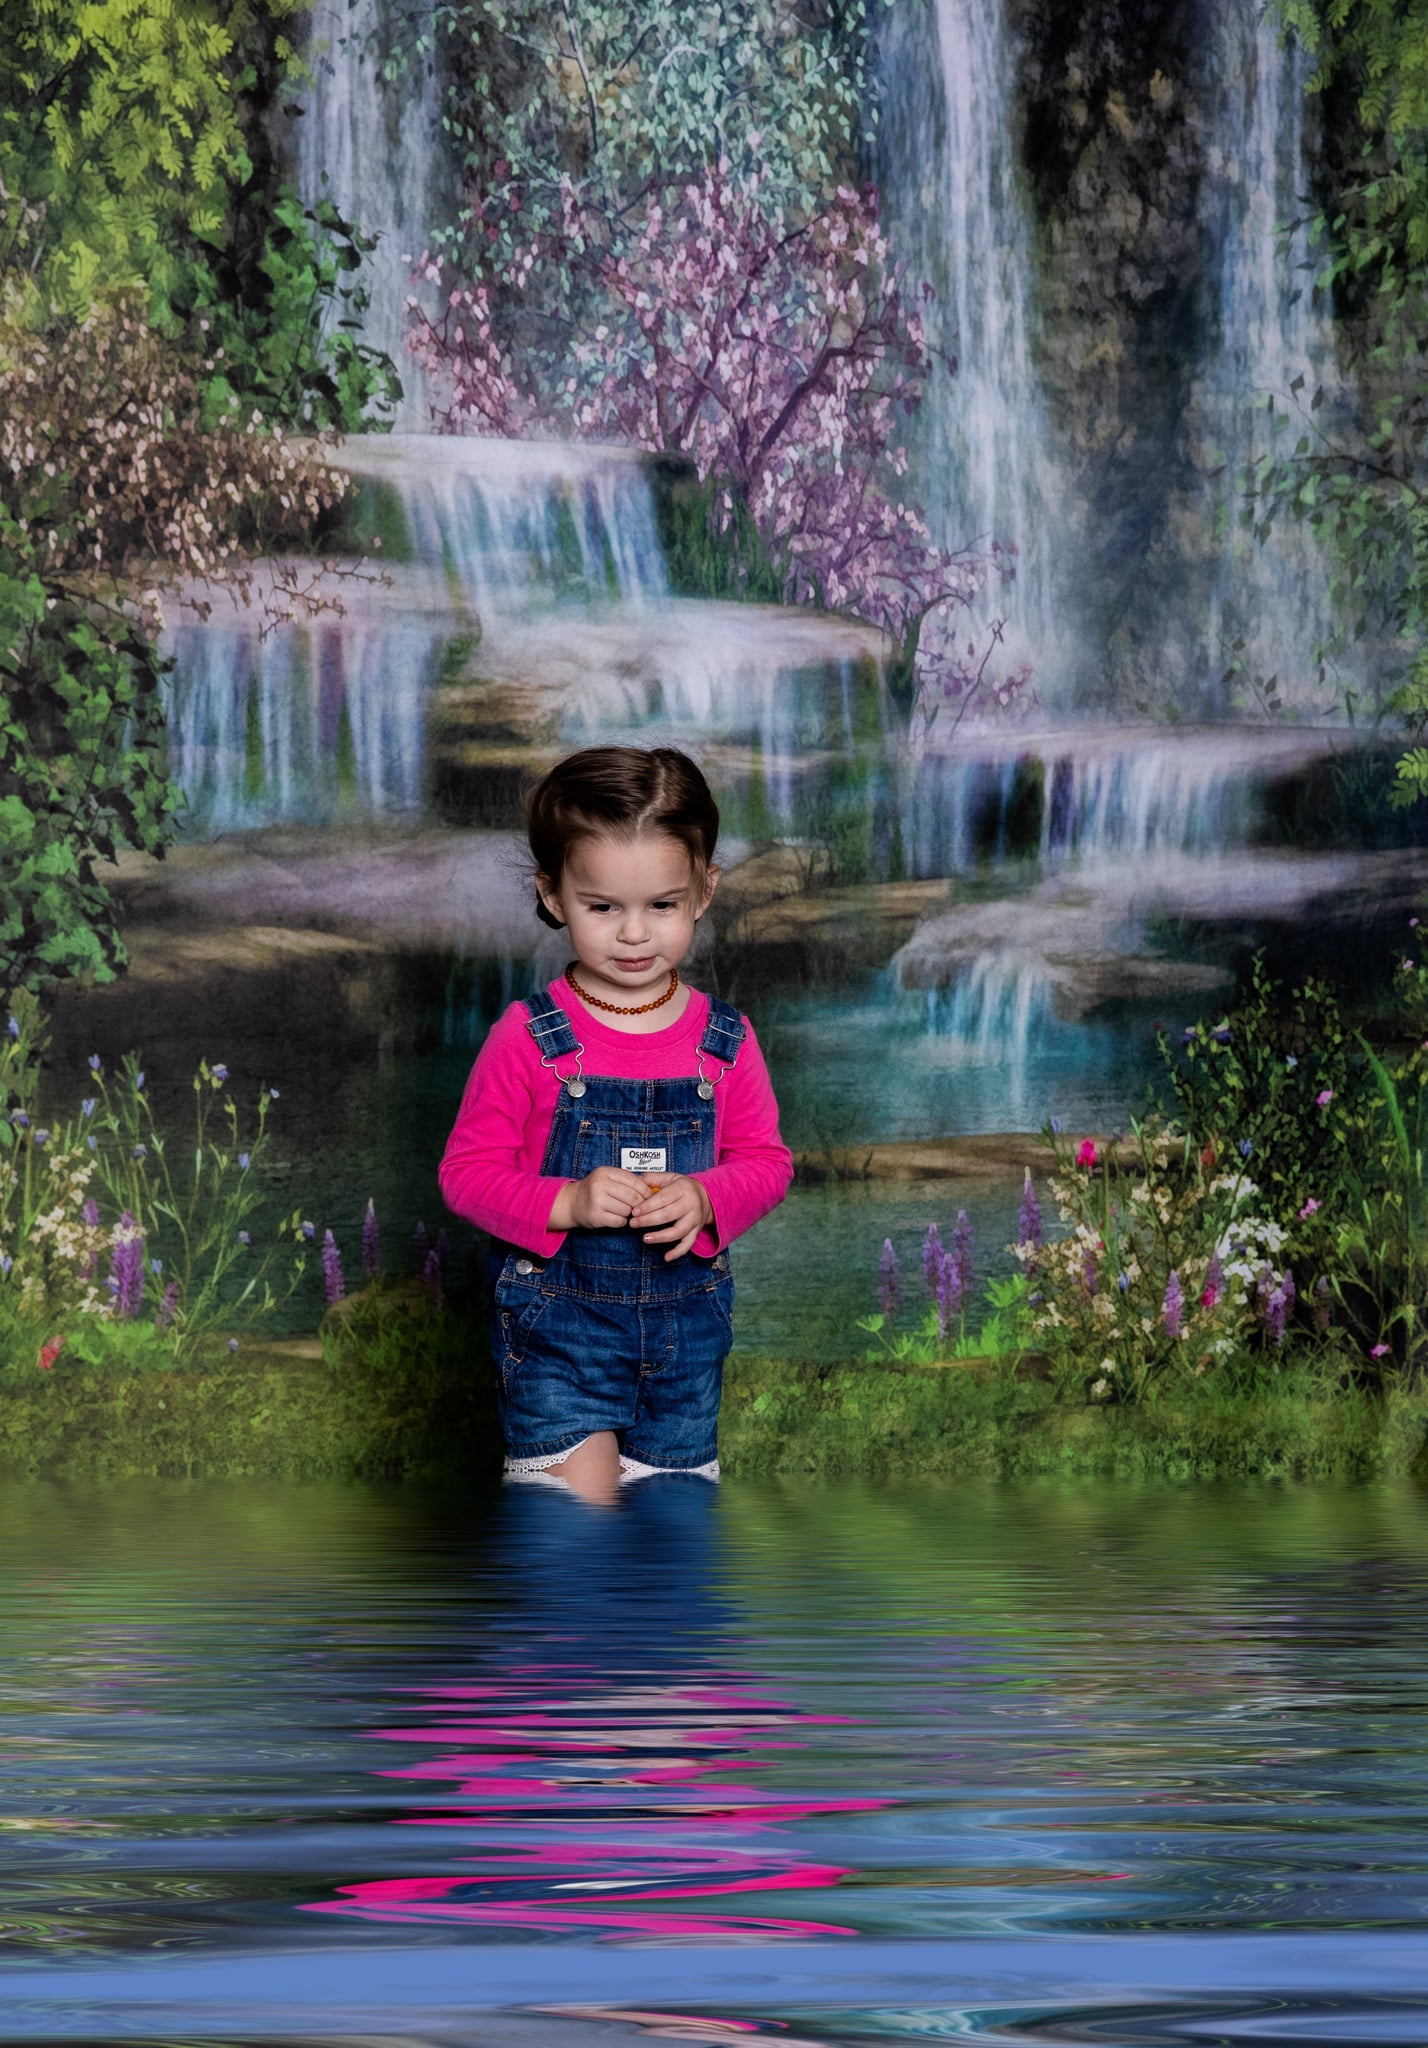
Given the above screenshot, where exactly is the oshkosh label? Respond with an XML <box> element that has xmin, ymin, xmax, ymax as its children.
<box><xmin>621</xmin><ymin>1147</ymin><xmax>667</xmax><ymax>1175</ymax></box>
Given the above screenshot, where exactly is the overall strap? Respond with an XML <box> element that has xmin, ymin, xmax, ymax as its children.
<box><xmin>523</xmin><ymin>988</ymin><xmax>581</xmax><ymax>1060</ymax></box>
<box><xmin>698</xmin><ymin>997</ymin><xmax>746</xmax><ymax>1070</ymax></box>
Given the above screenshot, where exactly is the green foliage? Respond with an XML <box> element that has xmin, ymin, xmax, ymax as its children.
<box><xmin>1159</xmin><ymin>947</ymin><xmax>1428</xmax><ymax>1382</ymax></box>
<box><xmin>1156</xmin><ymin>953</ymin><xmax>1367</xmax><ymax>1236</ymax></box>
<box><xmin>654</xmin><ymin>466</ymin><xmax>790</xmax><ymax>605</ymax></box>
<box><xmin>1254</xmin><ymin>2</ymin><xmax>1428</xmax><ymax>764</ymax></box>
<box><xmin>0</xmin><ymin>1004</ymin><xmax>310</xmax><ymax>1358</ymax></box>
<box><xmin>1023</xmin><ymin>1116</ymin><xmax>1298</xmax><ymax>1405</ymax></box>
<box><xmin>0</xmin><ymin>524</ymin><xmax>174</xmax><ymax>998</ymax></box>
<box><xmin>174</xmin><ymin>191</ymin><xmax>402</xmax><ymax>433</ymax></box>
<box><xmin>0</xmin><ymin>0</ymin><xmax>304</xmax><ymax>317</ymax></box>
<box><xmin>1315</xmin><ymin>1035</ymin><xmax>1428</xmax><ymax>1380</ymax></box>
<box><xmin>858</xmin><ymin>1273</ymin><xmax>1033</xmax><ymax>1366</ymax></box>
<box><xmin>416</xmin><ymin>0</ymin><xmax>882</xmax><ymax>268</ymax></box>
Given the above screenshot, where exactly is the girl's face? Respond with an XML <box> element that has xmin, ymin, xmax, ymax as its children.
<box><xmin>538</xmin><ymin>833</ymin><xmax>717</xmax><ymax>1003</ymax></box>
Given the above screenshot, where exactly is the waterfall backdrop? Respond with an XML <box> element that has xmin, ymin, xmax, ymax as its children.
<box><xmin>28</xmin><ymin>0</ymin><xmax>1428</xmax><ymax>1352</ymax></box>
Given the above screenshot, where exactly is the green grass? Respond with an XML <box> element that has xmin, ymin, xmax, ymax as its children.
<box><xmin>0</xmin><ymin>1303</ymin><xmax>501</xmax><ymax>1482</ymax></box>
<box><xmin>719</xmin><ymin>1355</ymin><xmax>1428</xmax><ymax>1483</ymax></box>
<box><xmin>3</xmin><ymin>1314</ymin><xmax>1425</xmax><ymax>1484</ymax></box>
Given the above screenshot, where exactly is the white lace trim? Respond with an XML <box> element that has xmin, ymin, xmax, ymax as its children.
<box><xmin>502</xmin><ymin>1442</ymin><xmax>721</xmax><ymax>1485</ymax></box>
<box><xmin>503</xmin><ymin>1439</ymin><xmax>592</xmax><ymax>1479</ymax></box>
<box><xmin>619</xmin><ymin>1455</ymin><xmax>721</xmax><ymax>1483</ymax></box>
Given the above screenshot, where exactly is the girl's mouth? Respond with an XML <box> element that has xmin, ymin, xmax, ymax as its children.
<box><xmin>614</xmin><ymin>957</ymin><xmax>655</xmax><ymax>970</ymax></box>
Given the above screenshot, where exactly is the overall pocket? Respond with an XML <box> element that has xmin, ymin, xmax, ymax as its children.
<box><xmin>493</xmin><ymin>1265</ymin><xmax>553</xmax><ymax>1377</ymax></box>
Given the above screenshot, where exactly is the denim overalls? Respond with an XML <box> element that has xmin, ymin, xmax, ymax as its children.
<box><xmin>490</xmin><ymin>989</ymin><xmax>744</xmax><ymax>1476</ymax></box>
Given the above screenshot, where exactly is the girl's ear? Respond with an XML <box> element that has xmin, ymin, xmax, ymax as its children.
<box><xmin>695</xmin><ymin>865</ymin><xmax>720</xmax><ymax>919</ymax></box>
<box><xmin>535</xmin><ymin>874</ymin><xmax>566</xmax><ymax>929</ymax></box>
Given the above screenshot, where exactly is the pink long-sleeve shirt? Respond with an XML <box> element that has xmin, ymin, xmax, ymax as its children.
<box><xmin>439</xmin><ymin>976</ymin><xmax>793</xmax><ymax>1261</ymax></box>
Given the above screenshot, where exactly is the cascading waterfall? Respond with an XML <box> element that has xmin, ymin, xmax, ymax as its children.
<box><xmin>902</xmin><ymin>736</ymin><xmax>1263</xmax><ymax>878</ymax></box>
<box><xmin>1199</xmin><ymin>2</ymin><xmax>1341</xmax><ymax>710</ymax></box>
<box><xmin>338</xmin><ymin>439</ymin><xmax>669</xmax><ymax>616</ymax></box>
<box><xmin>165</xmin><ymin>615</ymin><xmax>445</xmax><ymax>835</ymax></box>
<box><xmin>294</xmin><ymin>0</ymin><xmax>449</xmax><ymax>428</ymax></box>
<box><xmin>877</xmin><ymin>0</ymin><xmax>1078</xmax><ymax>693</ymax></box>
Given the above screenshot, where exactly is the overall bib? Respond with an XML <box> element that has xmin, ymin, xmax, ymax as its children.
<box><xmin>490</xmin><ymin>990</ymin><xmax>744</xmax><ymax>1478</ymax></box>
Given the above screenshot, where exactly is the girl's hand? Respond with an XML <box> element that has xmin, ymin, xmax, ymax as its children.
<box><xmin>630</xmin><ymin>1174</ymin><xmax>715</xmax><ymax>1262</ymax></box>
<box><xmin>550</xmin><ymin>1166</ymin><xmax>649</xmax><ymax>1233</ymax></box>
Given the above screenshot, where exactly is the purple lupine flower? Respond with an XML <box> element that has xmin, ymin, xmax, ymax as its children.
<box><xmin>1082</xmin><ymin>1246</ymin><xmax>1098</xmax><ymax>1296</ymax></box>
<box><xmin>108</xmin><ymin>1212</ymin><xmax>144</xmax><ymax>1320</ymax></box>
<box><xmin>1281</xmin><ymin>1267</ymin><xmax>1297</xmax><ymax>1324</ymax></box>
<box><xmin>81</xmin><ymin>1196</ymin><xmax>101</xmax><ymax>1281</ymax></box>
<box><xmin>433</xmin><ymin>1228</ymin><xmax>450</xmax><ymax>1279</ymax></box>
<box><xmin>412</xmin><ymin>1220</ymin><xmax>431</xmax><ymax>1271</ymax></box>
<box><xmin>935</xmin><ymin>1246</ymin><xmax>963</xmax><ymax>1341</ymax></box>
<box><xmin>1314</xmin><ymin>1275</ymin><xmax>1332</xmax><ymax>1333</ymax></box>
<box><xmin>1257</xmin><ymin>1264</ymin><xmax>1274</xmax><ymax>1318</ymax></box>
<box><xmin>1018</xmin><ymin>1171</ymin><xmax>1042</xmax><ymax>1251</ymax></box>
<box><xmin>921</xmin><ymin>1222</ymin><xmax>945</xmax><ymax>1297</ymax></box>
<box><xmin>878</xmin><ymin>1239</ymin><xmax>901</xmax><ymax>1320</ymax></box>
<box><xmin>952</xmin><ymin>1209</ymin><xmax>974</xmax><ymax>1302</ymax></box>
<box><xmin>1163</xmin><ymin>1269</ymin><xmax>1184</xmax><ymax>1340</ymax></box>
<box><xmin>322</xmin><ymin>1229</ymin><xmax>345</xmax><ymax>1305</ymax></box>
<box><xmin>1264</xmin><ymin>1283</ymin><xmax>1289</xmax><ymax>1349</ymax></box>
<box><xmin>362</xmin><ymin>1198</ymin><xmax>381</xmax><ymax>1281</ymax></box>
<box><xmin>154</xmin><ymin>1280</ymin><xmax>181</xmax><ymax>1331</ymax></box>
<box><xmin>421</xmin><ymin>1246</ymin><xmax>444</xmax><ymax>1308</ymax></box>
<box><xmin>1201</xmin><ymin>1248</ymin><xmax>1224</xmax><ymax>1311</ymax></box>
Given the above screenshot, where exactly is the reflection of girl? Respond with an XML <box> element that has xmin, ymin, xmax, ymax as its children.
<box><xmin>439</xmin><ymin>748</ymin><xmax>792</xmax><ymax>1496</ymax></box>
<box><xmin>304</xmin><ymin>1482</ymin><xmax>880</xmax><ymax>1944</ymax></box>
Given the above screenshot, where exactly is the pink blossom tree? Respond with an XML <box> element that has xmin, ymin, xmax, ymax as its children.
<box><xmin>406</xmin><ymin>168</ymin><xmax>1028</xmax><ymax>729</ymax></box>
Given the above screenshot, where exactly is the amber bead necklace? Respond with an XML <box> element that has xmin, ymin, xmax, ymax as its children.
<box><xmin>566</xmin><ymin>964</ymin><xmax>679</xmax><ymax>1015</ymax></box>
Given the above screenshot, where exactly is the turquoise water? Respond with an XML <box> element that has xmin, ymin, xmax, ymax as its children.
<box><xmin>1</xmin><ymin>1477</ymin><xmax>1426</xmax><ymax>2042</ymax></box>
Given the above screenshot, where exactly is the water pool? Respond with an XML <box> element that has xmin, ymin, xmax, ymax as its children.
<box><xmin>0</xmin><ymin>1477</ymin><xmax>1425</xmax><ymax>2043</ymax></box>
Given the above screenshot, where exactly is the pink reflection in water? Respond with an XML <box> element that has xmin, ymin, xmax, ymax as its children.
<box><xmin>304</xmin><ymin>1678</ymin><xmax>887</xmax><ymax>1940</ymax></box>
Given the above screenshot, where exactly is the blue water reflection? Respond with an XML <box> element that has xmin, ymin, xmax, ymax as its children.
<box><xmin>0</xmin><ymin>1479</ymin><xmax>1426</xmax><ymax>2042</ymax></box>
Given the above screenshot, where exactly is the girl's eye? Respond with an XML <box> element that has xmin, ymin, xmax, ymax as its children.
<box><xmin>651</xmin><ymin>900</ymin><xmax>677</xmax><ymax>912</ymax></box>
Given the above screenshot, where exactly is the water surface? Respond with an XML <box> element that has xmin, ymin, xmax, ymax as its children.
<box><xmin>1</xmin><ymin>1478</ymin><xmax>1426</xmax><ymax>2043</ymax></box>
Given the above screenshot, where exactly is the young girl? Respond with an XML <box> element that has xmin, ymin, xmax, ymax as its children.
<box><xmin>439</xmin><ymin>745</ymin><xmax>793</xmax><ymax>1496</ymax></box>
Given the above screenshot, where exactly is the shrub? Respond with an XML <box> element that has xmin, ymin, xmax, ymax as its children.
<box><xmin>1018</xmin><ymin>1117</ymin><xmax>1301</xmax><ymax>1404</ymax></box>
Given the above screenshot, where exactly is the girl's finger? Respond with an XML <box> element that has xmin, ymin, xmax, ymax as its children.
<box><xmin>663</xmin><ymin>1228</ymin><xmax>698</xmax><ymax>1262</ymax></box>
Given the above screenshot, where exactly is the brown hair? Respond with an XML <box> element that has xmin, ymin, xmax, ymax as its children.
<box><xmin>525</xmin><ymin>746</ymin><xmax>720</xmax><ymax>930</ymax></box>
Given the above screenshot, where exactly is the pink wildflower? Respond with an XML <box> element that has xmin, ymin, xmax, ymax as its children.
<box><xmin>1315</xmin><ymin>1090</ymin><xmax>1333</xmax><ymax>1108</ymax></box>
<box><xmin>1298</xmin><ymin>1198</ymin><xmax>1321</xmax><ymax>1220</ymax></box>
<box><xmin>1076</xmin><ymin>1138</ymin><xmax>1097</xmax><ymax>1169</ymax></box>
